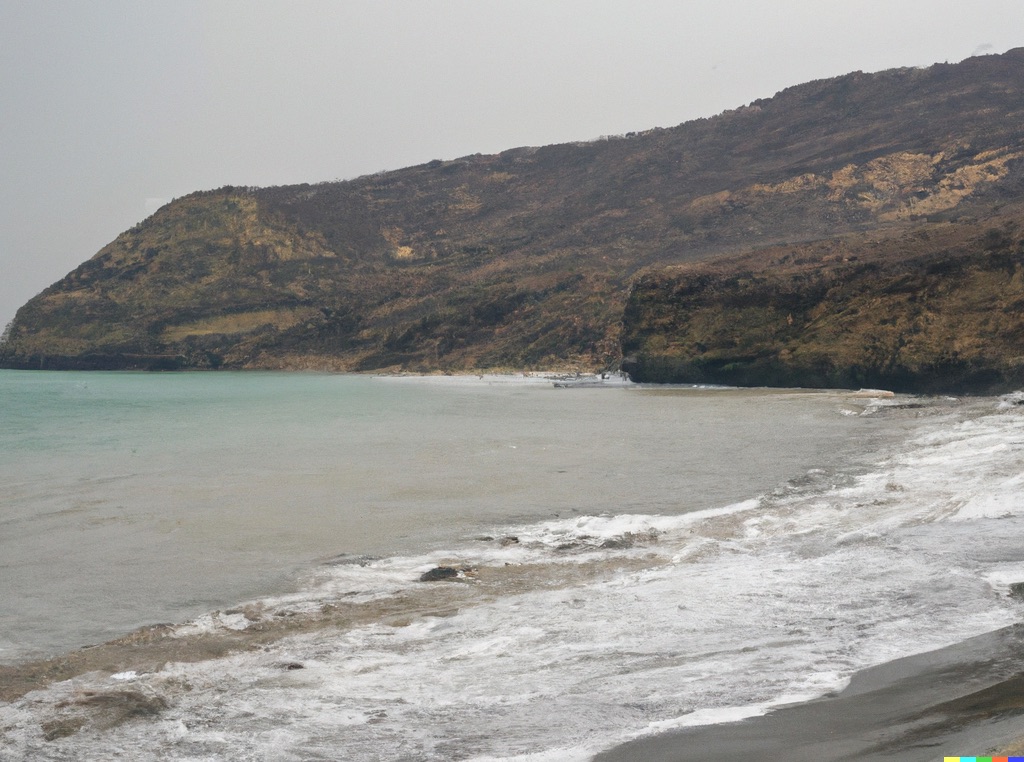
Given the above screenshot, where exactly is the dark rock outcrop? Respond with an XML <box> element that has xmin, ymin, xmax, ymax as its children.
<box><xmin>419</xmin><ymin>567</ymin><xmax>460</xmax><ymax>582</ymax></box>
<box><xmin>621</xmin><ymin>209</ymin><xmax>1024</xmax><ymax>393</ymax></box>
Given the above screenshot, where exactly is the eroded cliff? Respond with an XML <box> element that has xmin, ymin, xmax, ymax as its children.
<box><xmin>3</xmin><ymin>49</ymin><xmax>1024</xmax><ymax>386</ymax></box>
<box><xmin>622</xmin><ymin>209</ymin><xmax>1024</xmax><ymax>393</ymax></box>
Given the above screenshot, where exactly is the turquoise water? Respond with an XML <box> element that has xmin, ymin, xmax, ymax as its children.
<box><xmin>10</xmin><ymin>372</ymin><xmax>1024</xmax><ymax>759</ymax></box>
<box><xmin>0</xmin><ymin>370</ymin><xmax>878</xmax><ymax>663</ymax></box>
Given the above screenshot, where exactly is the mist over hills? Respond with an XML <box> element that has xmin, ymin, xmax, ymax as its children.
<box><xmin>4</xmin><ymin>48</ymin><xmax>1024</xmax><ymax>391</ymax></box>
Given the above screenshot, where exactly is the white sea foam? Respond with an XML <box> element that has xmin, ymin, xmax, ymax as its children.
<box><xmin>643</xmin><ymin>672</ymin><xmax>844</xmax><ymax>733</ymax></box>
<box><xmin>4</xmin><ymin>397</ymin><xmax>1024</xmax><ymax>760</ymax></box>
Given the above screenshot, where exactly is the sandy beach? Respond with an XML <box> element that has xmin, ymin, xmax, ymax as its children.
<box><xmin>595</xmin><ymin>625</ymin><xmax>1024</xmax><ymax>761</ymax></box>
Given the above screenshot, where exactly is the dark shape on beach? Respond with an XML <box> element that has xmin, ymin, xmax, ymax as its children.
<box><xmin>69</xmin><ymin>689</ymin><xmax>167</xmax><ymax>718</ymax></box>
<box><xmin>600</xmin><ymin>537</ymin><xmax>634</xmax><ymax>549</ymax></box>
<box><xmin>40</xmin><ymin>716</ymin><xmax>87</xmax><ymax>741</ymax></box>
<box><xmin>5</xmin><ymin>49</ymin><xmax>1024</xmax><ymax>392</ymax></box>
<box><xmin>43</xmin><ymin>689</ymin><xmax>170</xmax><ymax>739</ymax></box>
<box><xmin>419</xmin><ymin>566</ymin><xmax>460</xmax><ymax>582</ymax></box>
<box><xmin>323</xmin><ymin>553</ymin><xmax>379</xmax><ymax>567</ymax></box>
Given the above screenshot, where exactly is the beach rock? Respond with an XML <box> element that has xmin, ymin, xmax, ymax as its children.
<box><xmin>601</xmin><ymin>531</ymin><xmax>658</xmax><ymax>549</ymax></box>
<box><xmin>419</xmin><ymin>566</ymin><xmax>459</xmax><ymax>582</ymax></box>
<box><xmin>41</xmin><ymin>716</ymin><xmax>87</xmax><ymax>740</ymax></box>
<box><xmin>499</xmin><ymin>536</ymin><xmax>520</xmax><ymax>546</ymax></box>
<box><xmin>600</xmin><ymin>536</ymin><xmax>634</xmax><ymax>549</ymax></box>
<box><xmin>56</xmin><ymin>689</ymin><xmax>169</xmax><ymax>732</ymax></box>
<box><xmin>323</xmin><ymin>554</ymin><xmax>379</xmax><ymax>567</ymax></box>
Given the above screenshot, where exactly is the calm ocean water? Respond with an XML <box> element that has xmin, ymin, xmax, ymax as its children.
<box><xmin>2</xmin><ymin>370</ymin><xmax>1024</xmax><ymax>760</ymax></box>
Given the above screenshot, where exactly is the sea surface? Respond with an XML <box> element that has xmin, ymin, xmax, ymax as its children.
<box><xmin>2</xmin><ymin>370</ymin><xmax>1024</xmax><ymax>760</ymax></box>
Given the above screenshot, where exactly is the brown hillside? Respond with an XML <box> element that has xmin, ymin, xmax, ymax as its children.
<box><xmin>3</xmin><ymin>49</ymin><xmax>1024</xmax><ymax>384</ymax></box>
<box><xmin>622</xmin><ymin>206</ymin><xmax>1024</xmax><ymax>393</ymax></box>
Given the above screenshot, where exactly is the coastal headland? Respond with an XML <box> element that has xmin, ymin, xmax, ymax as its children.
<box><xmin>3</xmin><ymin>49</ymin><xmax>1024</xmax><ymax>393</ymax></box>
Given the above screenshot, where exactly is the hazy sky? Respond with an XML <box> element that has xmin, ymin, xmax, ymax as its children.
<box><xmin>3</xmin><ymin>1</ymin><xmax>1024</xmax><ymax>329</ymax></box>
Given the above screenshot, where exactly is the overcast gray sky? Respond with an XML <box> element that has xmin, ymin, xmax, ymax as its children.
<box><xmin>3</xmin><ymin>1</ymin><xmax>1024</xmax><ymax>329</ymax></box>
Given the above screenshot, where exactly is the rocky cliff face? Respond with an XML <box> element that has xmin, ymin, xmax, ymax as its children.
<box><xmin>3</xmin><ymin>49</ymin><xmax>1024</xmax><ymax>387</ymax></box>
<box><xmin>621</xmin><ymin>207</ymin><xmax>1024</xmax><ymax>393</ymax></box>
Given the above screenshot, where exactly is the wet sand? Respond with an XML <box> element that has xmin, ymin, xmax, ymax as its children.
<box><xmin>595</xmin><ymin>624</ymin><xmax>1024</xmax><ymax>761</ymax></box>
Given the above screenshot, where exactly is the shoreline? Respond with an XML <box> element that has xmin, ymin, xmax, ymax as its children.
<box><xmin>5</xmin><ymin>376</ymin><xmax>1020</xmax><ymax>757</ymax></box>
<box><xmin>594</xmin><ymin>624</ymin><xmax>1024</xmax><ymax>761</ymax></box>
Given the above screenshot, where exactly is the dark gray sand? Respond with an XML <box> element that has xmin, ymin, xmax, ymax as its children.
<box><xmin>595</xmin><ymin>624</ymin><xmax>1024</xmax><ymax>761</ymax></box>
